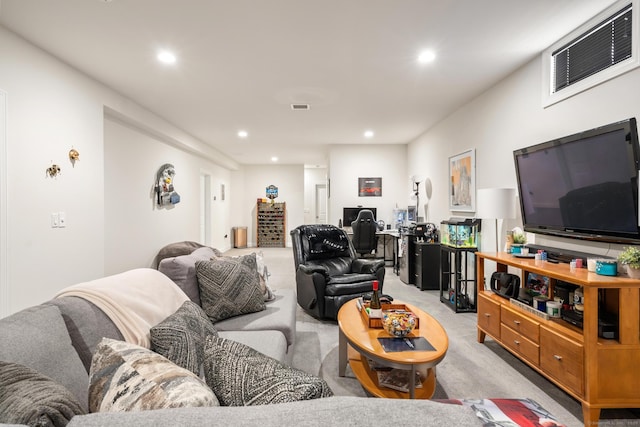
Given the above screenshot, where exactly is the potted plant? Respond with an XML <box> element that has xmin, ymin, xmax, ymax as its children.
<box><xmin>618</xmin><ymin>246</ymin><xmax>640</xmax><ymax>279</ymax></box>
<box><xmin>510</xmin><ymin>232</ymin><xmax>527</xmax><ymax>254</ymax></box>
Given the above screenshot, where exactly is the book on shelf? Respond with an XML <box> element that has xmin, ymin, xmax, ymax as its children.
<box><xmin>376</xmin><ymin>369</ymin><xmax>423</xmax><ymax>393</ymax></box>
<box><xmin>365</xmin><ymin>358</ymin><xmax>392</xmax><ymax>372</ymax></box>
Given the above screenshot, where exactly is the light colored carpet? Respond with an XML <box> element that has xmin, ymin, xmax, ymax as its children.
<box><xmin>226</xmin><ymin>247</ymin><xmax>640</xmax><ymax>427</ymax></box>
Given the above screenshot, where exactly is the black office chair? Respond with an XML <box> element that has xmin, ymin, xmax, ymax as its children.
<box><xmin>351</xmin><ymin>209</ymin><xmax>378</xmax><ymax>257</ymax></box>
<box><xmin>291</xmin><ymin>224</ymin><xmax>385</xmax><ymax>320</ymax></box>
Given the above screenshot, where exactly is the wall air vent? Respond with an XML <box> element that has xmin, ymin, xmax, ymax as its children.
<box><xmin>291</xmin><ymin>104</ymin><xmax>310</xmax><ymax>110</ymax></box>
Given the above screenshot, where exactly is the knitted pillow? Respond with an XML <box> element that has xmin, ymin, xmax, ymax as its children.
<box><xmin>89</xmin><ymin>338</ymin><xmax>218</xmax><ymax>412</ymax></box>
<box><xmin>158</xmin><ymin>246</ymin><xmax>220</xmax><ymax>305</ymax></box>
<box><xmin>203</xmin><ymin>336</ymin><xmax>333</xmax><ymax>406</ymax></box>
<box><xmin>196</xmin><ymin>253</ymin><xmax>265</xmax><ymax>322</ymax></box>
<box><xmin>0</xmin><ymin>304</ymin><xmax>89</xmax><ymax>411</ymax></box>
<box><xmin>150</xmin><ymin>300</ymin><xmax>218</xmax><ymax>376</ymax></box>
<box><xmin>0</xmin><ymin>361</ymin><xmax>86</xmax><ymax>426</ymax></box>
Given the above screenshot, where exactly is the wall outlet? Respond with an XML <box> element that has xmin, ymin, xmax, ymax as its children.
<box><xmin>51</xmin><ymin>212</ymin><xmax>60</xmax><ymax>228</ymax></box>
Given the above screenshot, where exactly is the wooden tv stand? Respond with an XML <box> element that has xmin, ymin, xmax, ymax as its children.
<box><xmin>476</xmin><ymin>252</ymin><xmax>640</xmax><ymax>426</ymax></box>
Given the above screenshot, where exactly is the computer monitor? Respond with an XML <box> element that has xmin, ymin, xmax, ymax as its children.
<box><xmin>392</xmin><ymin>209</ymin><xmax>407</xmax><ymax>229</ymax></box>
<box><xmin>407</xmin><ymin>206</ymin><xmax>417</xmax><ymax>223</ymax></box>
<box><xmin>343</xmin><ymin>207</ymin><xmax>377</xmax><ymax>226</ymax></box>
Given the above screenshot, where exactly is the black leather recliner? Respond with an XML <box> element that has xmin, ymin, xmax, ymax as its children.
<box><xmin>351</xmin><ymin>209</ymin><xmax>378</xmax><ymax>257</ymax></box>
<box><xmin>291</xmin><ymin>224</ymin><xmax>385</xmax><ymax>320</ymax></box>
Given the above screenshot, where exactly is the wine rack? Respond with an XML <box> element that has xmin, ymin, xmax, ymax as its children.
<box><xmin>256</xmin><ymin>201</ymin><xmax>286</xmax><ymax>248</ymax></box>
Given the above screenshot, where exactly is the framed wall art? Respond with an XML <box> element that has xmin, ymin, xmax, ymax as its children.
<box><xmin>358</xmin><ymin>177</ymin><xmax>382</xmax><ymax>197</ymax></box>
<box><xmin>449</xmin><ymin>149</ymin><xmax>475</xmax><ymax>212</ymax></box>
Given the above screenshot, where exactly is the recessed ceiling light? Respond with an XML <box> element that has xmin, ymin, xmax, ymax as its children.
<box><xmin>417</xmin><ymin>50</ymin><xmax>436</xmax><ymax>64</ymax></box>
<box><xmin>157</xmin><ymin>50</ymin><xmax>177</xmax><ymax>64</ymax></box>
<box><xmin>271</xmin><ymin>156</ymin><xmax>279</xmax><ymax>162</ymax></box>
<box><xmin>237</xmin><ymin>130</ymin><xmax>248</xmax><ymax>138</ymax></box>
<box><xmin>364</xmin><ymin>130</ymin><xmax>374</xmax><ymax>138</ymax></box>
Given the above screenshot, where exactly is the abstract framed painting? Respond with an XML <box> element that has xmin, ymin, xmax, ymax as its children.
<box><xmin>449</xmin><ymin>149</ymin><xmax>475</xmax><ymax>212</ymax></box>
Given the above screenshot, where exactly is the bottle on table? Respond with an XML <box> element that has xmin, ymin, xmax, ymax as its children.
<box><xmin>369</xmin><ymin>280</ymin><xmax>382</xmax><ymax>318</ymax></box>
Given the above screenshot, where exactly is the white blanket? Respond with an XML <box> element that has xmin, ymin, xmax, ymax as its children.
<box><xmin>55</xmin><ymin>268</ymin><xmax>189</xmax><ymax>348</ymax></box>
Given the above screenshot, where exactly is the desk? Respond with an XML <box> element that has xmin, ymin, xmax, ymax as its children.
<box><xmin>345</xmin><ymin>229</ymin><xmax>399</xmax><ymax>268</ymax></box>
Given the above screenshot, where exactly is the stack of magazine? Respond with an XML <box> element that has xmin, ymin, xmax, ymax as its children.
<box><xmin>367</xmin><ymin>358</ymin><xmax>422</xmax><ymax>392</ymax></box>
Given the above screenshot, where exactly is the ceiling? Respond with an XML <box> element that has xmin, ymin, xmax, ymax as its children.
<box><xmin>0</xmin><ymin>0</ymin><xmax>617</xmax><ymax>167</ymax></box>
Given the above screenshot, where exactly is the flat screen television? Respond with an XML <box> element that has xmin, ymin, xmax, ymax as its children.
<box><xmin>513</xmin><ymin>118</ymin><xmax>640</xmax><ymax>244</ymax></box>
<box><xmin>343</xmin><ymin>207</ymin><xmax>377</xmax><ymax>226</ymax></box>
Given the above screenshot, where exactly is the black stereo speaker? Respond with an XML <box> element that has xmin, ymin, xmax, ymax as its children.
<box><xmin>490</xmin><ymin>272</ymin><xmax>520</xmax><ymax>299</ymax></box>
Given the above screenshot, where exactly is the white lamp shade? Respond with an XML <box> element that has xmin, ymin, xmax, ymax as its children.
<box><xmin>476</xmin><ymin>188</ymin><xmax>516</xmax><ymax>219</ymax></box>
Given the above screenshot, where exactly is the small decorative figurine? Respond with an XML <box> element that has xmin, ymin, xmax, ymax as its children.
<box><xmin>155</xmin><ymin>163</ymin><xmax>180</xmax><ymax>206</ymax></box>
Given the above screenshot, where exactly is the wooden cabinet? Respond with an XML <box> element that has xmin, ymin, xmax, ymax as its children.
<box><xmin>539</xmin><ymin>326</ymin><xmax>583</xmax><ymax>396</ymax></box>
<box><xmin>476</xmin><ymin>252</ymin><xmax>640</xmax><ymax>426</ymax></box>
<box><xmin>256</xmin><ymin>201</ymin><xmax>286</xmax><ymax>248</ymax></box>
<box><xmin>500</xmin><ymin>322</ymin><xmax>539</xmax><ymax>365</ymax></box>
<box><xmin>500</xmin><ymin>305</ymin><xmax>540</xmax><ymax>365</ymax></box>
<box><xmin>477</xmin><ymin>292</ymin><xmax>501</xmax><ymax>339</ymax></box>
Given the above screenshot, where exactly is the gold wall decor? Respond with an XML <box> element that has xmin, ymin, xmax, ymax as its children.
<box><xmin>46</xmin><ymin>163</ymin><xmax>61</xmax><ymax>178</ymax></box>
<box><xmin>69</xmin><ymin>148</ymin><xmax>79</xmax><ymax>166</ymax></box>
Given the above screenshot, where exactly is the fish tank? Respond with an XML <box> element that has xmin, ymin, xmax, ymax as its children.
<box><xmin>440</xmin><ymin>218</ymin><xmax>480</xmax><ymax>248</ymax></box>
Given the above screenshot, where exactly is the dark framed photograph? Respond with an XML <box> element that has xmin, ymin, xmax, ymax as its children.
<box><xmin>358</xmin><ymin>177</ymin><xmax>382</xmax><ymax>197</ymax></box>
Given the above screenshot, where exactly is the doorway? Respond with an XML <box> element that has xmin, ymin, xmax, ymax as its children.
<box><xmin>315</xmin><ymin>184</ymin><xmax>327</xmax><ymax>224</ymax></box>
<box><xmin>200</xmin><ymin>173</ymin><xmax>212</xmax><ymax>246</ymax></box>
<box><xmin>0</xmin><ymin>91</ymin><xmax>7</xmax><ymax>317</ymax></box>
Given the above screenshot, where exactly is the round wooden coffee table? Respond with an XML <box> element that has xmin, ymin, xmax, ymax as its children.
<box><xmin>337</xmin><ymin>298</ymin><xmax>448</xmax><ymax>399</ymax></box>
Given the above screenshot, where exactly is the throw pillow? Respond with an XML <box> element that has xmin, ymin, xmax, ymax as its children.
<box><xmin>196</xmin><ymin>253</ymin><xmax>266</xmax><ymax>322</ymax></box>
<box><xmin>0</xmin><ymin>361</ymin><xmax>86</xmax><ymax>427</ymax></box>
<box><xmin>254</xmin><ymin>251</ymin><xmax>275</xmax><ymax>301</ymax></box>
<box><xmin>150</xmin><ymin>300</ymin><xmax>219</xmax><ymax>376</ymax></box>
<box><xmin>203</xmin><ymin>336</ymin><xmax>333</xmax><ymax>406</ymax></box>
<box><xmin>436</xmin><ymin>398</ymin><xmax>566</xmax><ymax>427</ymax></box>
<box><xmin>0</xmin><ymin>304</ymin><xmax>89</xmax><ymax>412</ymax></box>
<box><xmin>158</xmin><ymin>246</ymin><xmax>220</xmax><ymax>305</ymax></box>
<box><xmin>89</xmin><ymin>338</ymin><xmax>219</xmax><ymax>412</ymax></box>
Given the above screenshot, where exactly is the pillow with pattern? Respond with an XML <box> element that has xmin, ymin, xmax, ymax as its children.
<box><xmin>0</xmin><ymin>360</ymin><xmax>85</xmax><ymax>426</ymax></box>
<box><xmin>203</xmin><ymin>335</ymin><xmax>333</xmax><ymax>406</ymax></box>
<box><xmin>89</xmin><ymin>338</ymin><xmax>219</xmax><ymax>412</ymax></box>
<box><xmin>254</xmin><ymin>251</ymin><xmax>275</xmax><ymax>301</ymax></box>
<box><xmin>196</xmin><ymin>253</ymin><xmax>266</xmax><ymax>322</ymax></box>
<box><xmin>150</xmin><ymin>300</ymin><xmax>218</xmax><ymax>376</ymax></box>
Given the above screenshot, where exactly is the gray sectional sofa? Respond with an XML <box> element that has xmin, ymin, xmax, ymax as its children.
<box><xmin>0</xmin><ymin>246</ymin><xmax>486</xmax><ymax>426</ymax></box>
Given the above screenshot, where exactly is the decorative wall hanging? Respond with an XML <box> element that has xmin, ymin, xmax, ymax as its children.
<box><xmin>358</xmin><ymin>177</ymin><xmax>382</xmax><ymax>197</ymax></box>
<box><xmin>266</xmin><ymin>184</ymin><xmax>278</xmax><ymax>201</ymax></box>
<box><xmin>46</xmin><ymin>163</ymin><xmax>61</xmax><ymax>178</ymax></box>
<box><xmin>449</xmin><ymin>149</ymin><xmax>475</xmax><ymax>212</ymax></box>
<box><xmin>69</xmin><ymin>148</ymin><xmax>79</xmax><ymax>167</ymax></box>
<box><xmin>155</xmin><ymin>163</ymin><xmax>180</xmax><ymax>206</ymax></box>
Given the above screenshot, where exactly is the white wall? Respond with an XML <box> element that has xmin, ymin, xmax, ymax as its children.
<box><xmin>0</xmin><ymin>27</ymin><xmax>236</xmax><ymax>315</ymax></box>
<box><xmin>104</xmin><ymin>115</ymin><xmax>232</xmax><ymax>274</ymax></box>
<box><xmin>329</xmin><ymin>144</ymin><xmax>407</xmax><ymax>227</ymax></box>
<box><xmin>408</xmin><ymin>53</ymin><xmax>640</xmax><ymax>257</ymax></box>
<box><xmin>231</xmin><ymin>164</ymin><xmax>304</xmax><ymax>247</ymax></box>
<box><xmin>0</xmin><ymin>28</ymin><xmax>106</xmax><ymax>314</ymax></box>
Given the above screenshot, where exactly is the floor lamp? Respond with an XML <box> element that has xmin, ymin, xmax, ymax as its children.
<box><xmin>476</xmin><ymin>188</ymin><xmax>516</xmax><ymax>253</ymax></box>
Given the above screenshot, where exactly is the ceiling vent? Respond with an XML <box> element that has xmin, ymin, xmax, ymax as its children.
<box><xmin>291</xmin><ymin>104</ymin><xmax>310</xmax><ymax>110</ymax></box>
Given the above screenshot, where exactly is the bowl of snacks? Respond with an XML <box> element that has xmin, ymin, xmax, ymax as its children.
<box><xmin>382</xmin><ymin>310</ymin><xmax>417</xmax><ymax>337</ymax></box>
